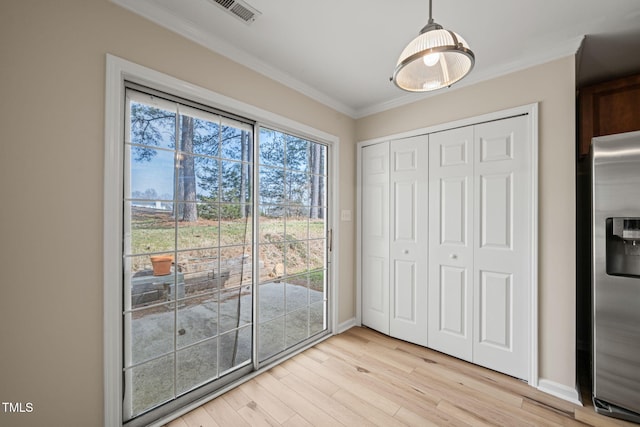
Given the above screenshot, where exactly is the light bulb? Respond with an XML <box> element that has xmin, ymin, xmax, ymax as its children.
<box><xmin>422</xmin><ymin>80</ymin><xmax>441</xmax><ymax>90</ymax></box>
<box><xmin>422</xmin><ymin>52</ymin><xmax>440</xmax><ymax>67</ymax></box>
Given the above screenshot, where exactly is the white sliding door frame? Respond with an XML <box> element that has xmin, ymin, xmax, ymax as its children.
<box><xmin>105</xmin><ymin>54</ymin><xmax>340</xmax><ymax>426</ymax></box>
<box><xmin>356</xmin><ymin>103</ymin><xmax>538</xmax><ymax>387</ymax></box>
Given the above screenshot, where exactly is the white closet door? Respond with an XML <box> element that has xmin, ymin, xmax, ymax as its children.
<box><xmin>428</xmin><ymin>127</ymin><xmax>474</xmax><ymax>361</ymax></box>
<box><xmin>473</xmin><ymin>116</ymin><xmax>530</xmax><ymax>380</ymax></box>
<box><xmin>389</xmin><ymin>136</ymin><xmax>429</xmax><ymax>346</ymax></box>
<box><xmin>361</xmin><ymin>142</ymin><xmax>390</xmax><ymax>334</ymax></box>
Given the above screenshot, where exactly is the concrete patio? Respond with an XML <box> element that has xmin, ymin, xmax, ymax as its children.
<box><xmin>126</xmin><ymin>281</ymin><xmax>325</xmax><ymax>417</ymax></box>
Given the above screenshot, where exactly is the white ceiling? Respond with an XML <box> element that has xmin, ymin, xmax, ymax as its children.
<box><xmin>113</xmin><ymin>0</ymin><xmax>640</xmax><ymax>118</ymax></box>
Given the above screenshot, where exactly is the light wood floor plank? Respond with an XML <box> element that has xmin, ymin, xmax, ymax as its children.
<box><xmin>221</xmin><ymin>386</ymin><xmax>252</xmax><ymax>411</ymax></box>
<box><xmin>278</xmin><ymin>371</ymin><xmax>372</xmax><ymax>426</ymax></box>
<box><xmin>236</xmin><ymin>402</ymin><xmax>280</xmax><ymax>427</ymax></box>
<box><xmin>167</xmin><ymin>327</ymin><xmax>633</xmax><ymax>427</ymax></box>
<box><xmin>330</xmin><ymin>388</ymin><xmax>406</xmax><ymax>427</ymax></box>
<box><xmin>181</xmin><ymin>406</ymin><xmax>220</xmax><ymax>427</ymax></box>
<box><xmin>320</xmin><ymin>347</ymin><xmax>442</xmax><ymax>408</ymax></box>
<box><xmin>253</xmin><ymin>371</ymin><xmax>344</xmax><ymax>427</ymax></box>
<box><xmin>521</xmin><ymin>399</ymin><xmax>590</xmax><ymax>426</ymax></box>
<box><xmin>267</xmin><ymin>364</ymin><xmax>289</xmax><ymax>380</ymax></box>
<box><xmin>281</xmin><ymin>414</ymin><xmax>313</xmax><ymax>427</ymax></box>
<box><xmin>202</xmin><ymin>394</ymin><xmax>250</xmax><ymax>427</ymax></box>
<box><xmin>437</xmin><ymin>399</ymin><xmax>498</xmax><ymax>427</ymax></box>
<box><xmin>239</xmin><ymin>379</ymin><xmax>296</xmax><ymax>424</ymax></box>
<box><xmin>393</xmin><ymin>406</ymin><xmax>441</xmax><ymax>427</ymax></box>
<box><xmin>291</xmin><ymin>349</ymin><xmax>403</xmax><ymax>417</ymax></box>
<box><xmin>302</xmin><ymin>346</ymin><xmax>329</xmax><ymax>363</ymax></box>
<box><xmin>279</xmin><ymin>357</ymin><xmax>340</xmax><ymax>396</ymax></box>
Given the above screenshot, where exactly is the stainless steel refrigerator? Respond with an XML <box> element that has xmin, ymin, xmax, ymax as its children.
<box><xmin>592</xmin><ymin>130</ymin><xmax>640</xmax><ymax>423</ymax></box>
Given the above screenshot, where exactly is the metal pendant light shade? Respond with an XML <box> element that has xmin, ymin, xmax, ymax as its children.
<box><xmin>392</xmin><ymin>0</ymin><xmax>474</xmax><ymax>92</ymax></box>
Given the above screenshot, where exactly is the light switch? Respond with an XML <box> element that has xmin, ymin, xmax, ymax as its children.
<box><xmin>341</xmin><ymin>210</ymin><xmax>352</xmax><ymax>221</ymax></box>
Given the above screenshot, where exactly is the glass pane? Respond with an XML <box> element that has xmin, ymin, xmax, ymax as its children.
<box><xmin>127</xmin><ymin>353</ymin><xmax>174</xmax><ymax>418</ymax></box>
<box><xmin>257</xmin><ymin>128</ymin><xmax>328</xmax><ymax>364</ymax></box>
<box><xmin>177</xmin><ymin>204</ymin><xmax>218</xmax><ymax>250</ymax></box>
<box><xmin>286</xmin><ymin>137</ymin><xmax>309</xmax><ymax>172</ymax></box>
<box><xmin>126</xmin><ymin>255</ymin><xmax>182</xmax><ymax>309</ymax></box>
<box><xmin>310</xmin><ymin>142</ymin><xmax>326</xmax><ymax>176</ymax></box>
<box><xmin>287</xmin><ymin>171</ymin><xmax>310</xmax><ymax>206</ymax></box>
<box><xmin>219</xmin><ymin>326</ymin><xmax>252</xmax><ymax>373</ymax></box>
<box><xmin>221</xmin><ymin>161</ymin><xmax>247</xmax><ymax>203</ymax></box>
<box><xmin>286</xmin><ymin>308</ymin><xmax>309</xmax><ymax>348</ymax></box>
<box><xmin>221</xmin><ymin>126</ymin><xmax>251</xmax><ymax>162</ymax></box>
<box><xmin>309</xmin><ymin>211</ymin><xmax>326</xmax><ymax>240</ymax></box>
<box><xmin>286</xmin><ymin>241</ymin><xmax>309</xmax><ymax>276</ymax></box>
<box><xmin>125</xmin><ymin>90</ymin><xmax>257</xmax><ymax>423</ymax></box>
<box><xmin>309</xmin><ymin>174</ymin><xmax>325</xmax><ymax>208</ymax></box>
<box><xmin>311</xmin><ymin>176</ymin><xmax>326</xmax><ymax>207</ymax></box>
<box><xmin>309</xmin><ymin>239</ymin><xmax>325</xmax><ymax>271</ymax></box>
<box><xmin>309</xmin><ymin>301</ymin><xmax>325</xmax><ymax>336</ymax></box>
<box><xmin>178</xmin><ymin>154</ymin><xmax>219</xmax><ymax>202</ymax></box>
<box><xmin>259</xmin><ymin>128</ymin><xmax>284</xmax><ymax>167</ymax></box>
<box><xmin>129</xmin><ymin>101</ymin><xmax>176</xmax><ymax>149</ymax></box>
<box><xmin>258</xmin><ymin>317</ymin><xmax>284</xmax><ymax>361</ymax></box>
<box><xmin>128</xmin><ymin>147</ymin><xmax>175</xmax><ymax>201</ymax></box>
<box><xmin>200</xmin><ymin>158</ymin><xmax>221</xmax><ymax>203</ymax></box>
<box><xmin>176</xmin><ymin>339</ymin><xmax>218</xmax><ymax>395</ymax></box>
<box><xmin>286</xmin><ymin>279</ymin><xmax>308</xmax><ymax>314</ymax></box>
<box><xmin>258</xmin><ymin>281</ymin><xmax>284</xmax><ymax>323</ymax></box>
<box><xmin>259</xmin><ymin>208</ymin><xmax>285</xmax><ymax>243</ymax></box>
<box><xmin>183</xmin><ymin>113</ymin><xmax>220</xmax><ymax>158</ymax></box>
<box><xmin>125</xmin><ymin>306</ymin><xmax>174</xmax><ymax>366</ymax></box>
<box><xmin>286</xmin><ymin>208</ymin><xmax>309</xmax><ymax>241</ymax></box>
<box><xmin>220</xmin><ymin>246</ymin><xmax>252</xmax><ymax>288</ymax></box>
<box><xmin>219</xmin><ymin>286</ymin><xmax>252</xmax><ymax>334</ymax></box>
<box><xmin>177</xmin><ymin>249</ymin><xmax>220</xmax><ymax>295</ymax></box>
<box><xmin>309</xmin><ymin>270</ymin><xmax>325</xmax><ymax>302</ymax></box>
<box><xmin>220</xmin><ymin>206</ymin><xmax>252</xmax><ymax>246</ymax></box>
<box><xmin>127</xmin><ymin>204</ymin><xmax>175</xmax><ymax>255</ymax></box>
<box><xmin>177</xmin><ymin>293</ymin><xmax>219</xmax><ymax>350</ymax></box>
<box><xmin>259</xmin><ymin>243</ymin><xmax>285</xmax><ymax>283</ymax></box>
<box><xmin>259</xmin><ymin>166</ymin><xmax>285</xmax><ymax>205</ymax></box>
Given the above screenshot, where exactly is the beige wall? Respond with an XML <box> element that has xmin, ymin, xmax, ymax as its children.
<box><xmin>357</xmin><ymin>56</ymin><xmax>577</xmax><ymax>389</ymax></box>
<box><xmin>0</xmin><ymin>0</ymin><xmax>576</xmax><ymax>425</ymax></box>
<box><xmin>0</xmin><ymin>1</ymin><xmax>355</xmax><ymax>426</ymax></box>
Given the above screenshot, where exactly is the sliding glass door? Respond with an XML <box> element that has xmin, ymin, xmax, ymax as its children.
<box><xmin>257</xmin><ymin>128</ymin><xmax>329</xmax><ymax>362</ymax></box>
<box><xmin>123</xmin><ymin>88</ymin><xmax>254</xmax><ymax>420</ymax></box>
<box><xmin>120</xmin><ymin>87</ymin><xmax>329</xmax><ymax>425</ymax></box>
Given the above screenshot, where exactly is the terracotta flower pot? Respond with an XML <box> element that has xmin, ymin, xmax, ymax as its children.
<box><xmin>150</xmin><ymin>255</ymin><xmax>173</xmax><ymax>276</ymax></box>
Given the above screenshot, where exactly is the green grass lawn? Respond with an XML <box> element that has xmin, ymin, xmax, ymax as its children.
<box><xmin>128</xmin><ymin>207</ymin><xmax>326</xmax><ymax>284</ymax></box>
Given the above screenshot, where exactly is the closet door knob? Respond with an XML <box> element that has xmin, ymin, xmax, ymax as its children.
<box><xmin>450</xmin><ymin>254</ymin><xmax>458</xmax><ymax>260</ymax></box>
<box><xmin>403</xmin><ymin>250</ymin><xmax>409</xmax><ymax>254</ymax></box>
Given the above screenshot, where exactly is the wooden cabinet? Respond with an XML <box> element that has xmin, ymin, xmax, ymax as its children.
<box><xmin>579</xmin><ymin>73</ymin><xmax>640</xmax><ymax>156</ymax></box>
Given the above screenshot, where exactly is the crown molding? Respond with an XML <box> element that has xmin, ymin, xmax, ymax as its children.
<box><xmin>112</xmin><ymin>0</ymin><xmax>583</xmax><ymax>120</ymax></box>
<box><xmin>111</xmin><ymin>0</ymin><xmax>358</xmax><ymax>118</ymax></box>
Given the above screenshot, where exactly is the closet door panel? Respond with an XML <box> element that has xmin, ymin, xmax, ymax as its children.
<box><xmin>361</xmin><ymin>142</ymin><xmax>390</xmax><ymax>334</ymax></box>
<box><xmin>390</xmin><ymin>135</ymin><xmax>428</xmax><ymax>346</ymax></box>
<box><xmin>473</xmin><ymin>116</ymin><xmax>530</xmax><ymax>381</ymax></box>
<box><xmin>428</xmin><ymin>127</ymin><xmax>474</xmax><ymax>361</ymax></box>
<box><xmin>439</xmin><ymin>265</ymin><xmax>467</xmax><ymax>336</ymax></box>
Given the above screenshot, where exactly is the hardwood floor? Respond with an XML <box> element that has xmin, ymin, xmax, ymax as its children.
<box><xmin>166</xmin><ymin>327</ymin><xmax>635</xmax><ymax>426</ymax></box>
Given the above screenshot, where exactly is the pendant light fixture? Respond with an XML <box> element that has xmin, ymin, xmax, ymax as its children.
<box><xmin>392</xmin><ymin>0</ymin><xmax>475</xmax><ymax>92</ymax></box>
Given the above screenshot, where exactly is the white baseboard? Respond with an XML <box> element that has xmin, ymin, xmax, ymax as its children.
<box><xmin>337</xmin><ymin>317</ymin><xmax>357</xmax><ymax>334</ymax></box>
<box><xmin>537</xmin><ymin>379</ymin><xmax>583</xmax><ymax>406</ymax></box>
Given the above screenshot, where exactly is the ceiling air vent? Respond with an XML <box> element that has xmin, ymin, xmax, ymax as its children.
<box><xmin>209</xmin><ymin>0</ymin><xmax>261</xmax><ymax>24</ymax></box>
